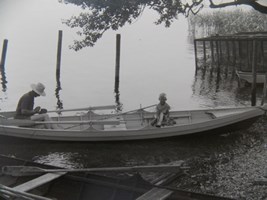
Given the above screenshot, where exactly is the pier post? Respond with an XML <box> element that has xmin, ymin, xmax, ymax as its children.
<box><xmin>215</xmin><ymin>40</ymin><xmax>221</xmax><ymax>81</ymax></box>
<box><xmin>262</xmin><ymin>40</ymin><xmax>267</xmax><ymax>105</ymax></box>
<box><xmin>225</xmin><ymin>40</ymin><xmax>230</xmax><ymax>77</ymax></box>
<box><xmin>232</xmin><ymin>41</ymin><xmax>236</xmax><ymax>66</ymax></box>
<box><xmin>56</xmin><ymin>30</ymin><xmax>63</xmax><ymax>77</ymax></box>
<box><xmin>251</xmin><ymin>39</ymin><xmax>257</xmax><ymax>106</ymax></box>
<box><xmin>210</xmin><ymin>41</ymin><xmax>215</xmax><ymax>67</ymax></box>
<box><xmin>203</xmin><ymin>40</ymin><xmax>206</xmax><ymax>69</ymax></box>
<box><xmin>114</xmin><ymin>34</ymin><xmax>121</xmax><ymax>94</ymax></box>
<box><xmin>231</xmin><ymin>41</ymin><xmax>237</xmax><ymax>78</ymax></box>
<box><xmin>56</xmin><ymin>30</ymin><xmax>63</xmax><ymax>110</ymax></box>
<box><xmin>194</xmin><ymin>40</ymin><xmax>198</xmax><ymax>71</ymax></box>
<box><xmin>0</xmin><ymin>39</ymin><xmax>8</xmax><ymax>70</ymax></box>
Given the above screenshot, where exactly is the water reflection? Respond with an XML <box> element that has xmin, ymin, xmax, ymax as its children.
<box><xmin>33</xmin><ymin>152</ymin><xmax>81</xmax><ymax>168</ymax></box>
<box><xmin>55</xmin><ymin>68</ymin><xmax>63</xmax><ymax>110</ymax></box>
<box><xmin>114</xmin><ymin>91</ymin><xmax>123</xmax><ymax>112</ymax></box>
<box><xmin>0</xmin><ymin>65</ymin><xmax>7</xmax><ymax>93</ymax></box>
<box><xmin>192</xmin><ymin>66</ymin><xmax>264</xmax><ymax>107</ymax></box>
<box><xmin>62</xmin><ymin>0</ymin><xmax>203</xmax><ymax>50</ymax></box>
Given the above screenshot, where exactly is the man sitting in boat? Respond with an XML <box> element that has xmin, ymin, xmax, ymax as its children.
<box><xmin>14</xmin><ymin>83</ymin><xmax>60</xmax><ymax>129</ymax></box>
<box><xmin>151</xmin><ymin>93</ymin><xmax>172</xmax><ymax>127</ymax></box>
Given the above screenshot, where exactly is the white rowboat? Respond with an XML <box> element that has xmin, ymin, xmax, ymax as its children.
<box><xmin>0</xmin><ymin>105</ymin><xmax>265</xmax><ymax>142</ymax></box>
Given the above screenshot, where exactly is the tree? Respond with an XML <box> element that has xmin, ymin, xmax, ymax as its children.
<box><xmin>63</xmin><ymin>0</ymin><xmax>267</xmax><ymax>50</ymax></box>
<box><xmin>63</xmin><ymin>0</ymin><xmax>203</xmax><ymax>50</ymax></box>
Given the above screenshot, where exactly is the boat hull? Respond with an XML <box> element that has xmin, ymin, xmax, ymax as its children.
<box><xmin>236</xmin><ymin>70</ymin><xmax>266</xmax><ymax>84</ymax></box>
<box><xmin>0</xmin><ymin>106</ymin><xmax>264</xmax><ymax>142</ymax></box>
<box><xmin>0</xmin><ymin>154</ymin><xmax>234</xmax><ymax>200</ymax></box>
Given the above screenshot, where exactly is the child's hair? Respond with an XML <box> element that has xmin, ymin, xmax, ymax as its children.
<box><xmin>159</xmin><ymin>93</ymin><xmax>167</xmax><ymax>100</ymax></box>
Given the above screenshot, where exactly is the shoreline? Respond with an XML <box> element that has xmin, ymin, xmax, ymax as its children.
<box><xmin>173</xmin><ymin>116</ymin><xmax>267</xmax><ymax>199</ymax></box>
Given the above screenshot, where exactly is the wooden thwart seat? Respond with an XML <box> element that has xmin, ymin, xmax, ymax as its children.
<box><xmin>0</xmin><ymin>172</ymin><xmax>65</xmax><ymax>200</ymax></box>
<box><xmin>136</xmin><ymin>187</ymin><xmax>173</xmax><ymax>200</ymax></box>
<box><xmin>13</xmin><ymin>172</ymin><xmax>66</xmax><ymax>192</ymax></box>
<box><xmin>136</xmin><ymin>173</ymin><xmax>178</xmax><ymax>200</ymax></box>
<box><xmin>0</xmin><ymin>172</ymin><xmax>67</xmax><ymax>200</ymax></box>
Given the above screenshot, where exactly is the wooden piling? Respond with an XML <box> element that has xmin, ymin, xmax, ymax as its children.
<box><xmin>215</xmin><ymin>40</ymin><xmax>220</xmax><ymax>68</ymax></box>
<box><xmin>231</xmin><ymin>41</ymin><xmax>237</xmax><ymax>77</ymax></box>
<box><xmin>214</xmin><ymin>40</ymin><xmax>221</xmax><ymax>83</ymax></box>
<box><xmin>232</xmin><ymin>41</ymin><xmax>236</xmax><ymax>65</ymax></box>
<box><xmin>194</xmin><ymin>40</ymin><xmax>198</xmax><ymax>71</ymax></box>
<box><xmin>210</xmin><ymin>41</ymin><xmax>214</xmax><ymax>67</ymax></box>
<box><xmin>203</xmin><ymin>41</ymin><xmax>206</xmax><ymax>70</ymax></box>
<box><xmin>262</xmin><ymin>41</ymin><xmax>267</xmax><ymax>105</ymax></box>
<box><xmin>56</xmin><ymin>30</ymin><xmax>63</xmax><ymax>110</ymax></box>
<box><xmin>226</xmin><ymin>40</ymin><xmax>230</xmax><ymax>76</ymax></box>
<box><xmin>251</xmin><ymin>39</ymin><xmax>257</xmax><ymax>106</ymax></box>
<box><xmin>114</xmin><ymin>34</ymin><xmax>121</xmax><ymax>94</ymax></box>
<box><xmin>248</xmin><ymin>41</ymin><xmax>251</xmax><ymax>71</ymax></box>
<box><xmin>0</xmin><ymin>39</ymin><xmax>8</xmax><ymax>70</ymax></box>
<box><xmin>56</xmin><ymin>30</ymin><xmax>63</xmax><ymax>77</ymax></box>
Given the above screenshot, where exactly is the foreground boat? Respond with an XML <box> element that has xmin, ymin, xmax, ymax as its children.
<box><xmin>0</xmin><ymin>104</ymin><xmax>265</xmax><ymax>142</ymax></box>
<box><xmin>236</xmin><ymin>70</ymin><xmax>266</xmax><ymax>84</ymax></box>
<box><xmin>0</xmin><ymin>154</ymin><xmax>234</xmax><ymax>200</ymax></box>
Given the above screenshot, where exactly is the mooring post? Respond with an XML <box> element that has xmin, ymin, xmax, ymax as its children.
<box><xmin>210</xmin><ymin>40</ymin><xmax>214</xmax><ymax>67</ymax></box>
<box><xmin>194</xmin><ymin>39</ymin><xmax>198</xmax><ymax>72</ymax></box>
<box><xmin>231</xmin><ymin>40</ymin><xmax>237</xmax><ymax>78</ymax></box>
<box><xmin>225</xmin><ymin>40</ymin><xmax>230</xmax><ymax>77</ymax></box>
<box><xmin>215</xmin><ymin>40</ymin><xmax>220</xmax><ymax>68</ymax></box>
<box><xmin>114</xmin><ymin>34</ymin><xmax>121</xmax><ymax>94</ymax></box>
<box><xmin>56</xmin><ymin>30</ymin><xmax>63</xmax><ymax>77</ymax></box>
<box><xmin>215</xmin><ymin>40</ymin><xmax>221</xmax><ymax>84</ymax></box>
<box><xmin>251</xmin><ymin>39</ymin><xmax>257</xmax><ymax>106</ymax></box>
<box><xmin>0</xmin><ymin>39</ymin><xmax>8</xmax><ymax>70</ymax></box>
<box><xmin>203</xmin><ymin>40</ymin><xmax>206</xmax><ymax>70</ymax></box>
<box><xmin>55</xmin><ymin>30</ymin><xmax>63</xmax><ymax>110</ymax></box>
<box><xmin>246</xmin><ymin>41</ymin><xmax>251</xmax><ymax>71</ymax></box>
<box><xmin>232</xmin><ymin>41</ymin><xmax>236</xmax><ymax>66</ymax></box>
<box><xmin>261</xmin><ymin>40</ymin><xmax>267</xmax><ymax>105</ymax></box>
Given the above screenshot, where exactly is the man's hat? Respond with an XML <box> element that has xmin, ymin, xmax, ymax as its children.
<box><xmin>31</xmin><ymin>82</ymin><xmax>46</xmax><ymax>96</ymax></box>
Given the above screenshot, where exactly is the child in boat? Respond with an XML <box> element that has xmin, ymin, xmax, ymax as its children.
<box><xmin>151</xmin><ymin>93</ymin><xmax>171</xmax><ymax>127</ymax></box>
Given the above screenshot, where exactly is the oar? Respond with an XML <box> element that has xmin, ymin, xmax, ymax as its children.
<box><xmin>2</xmin><ymin>164</ymin><xmax>185</xmax><ymax>177</ymax></box>
<box><xmin>0</xmin><ymin>105</ymin><xmax>117</xmax><ymax>119</ymax></box>
<box><xmin>47</xmin><ymin>105</ymin><xmax>117</xmax><ymax>113</ymax></box>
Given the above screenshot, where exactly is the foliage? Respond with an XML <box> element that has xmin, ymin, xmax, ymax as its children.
<box><xmin>62</xmin><ymin>0</ymin><xmax>267</xmax><ymax>50</ymax></box>
<box><xmin>63</xmin><ymin>0</ymin><xmax>203</xmax><ymax>50</ymax></box>
<box><xmin>188</xmin><ymin>9</ymin><xmax>267</xmax><ymax>38</ymax></box>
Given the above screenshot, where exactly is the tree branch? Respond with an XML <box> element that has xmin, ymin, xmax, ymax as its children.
<box><xmin>209</xmin><ymin>0</ymin><xmax>267</xmax><ymax>14</ymax></box>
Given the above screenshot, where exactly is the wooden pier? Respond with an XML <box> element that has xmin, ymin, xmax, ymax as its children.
<box><xmin>194</xmin><ymin>32</ymin><xmax>267</xmax><ymax>106</ymax></box>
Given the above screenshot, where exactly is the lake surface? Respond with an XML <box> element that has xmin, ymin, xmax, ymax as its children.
<box><xmin>0</xmin><ymin>0</ymin><xmax>261</xmax><ymax>167</ymax></box>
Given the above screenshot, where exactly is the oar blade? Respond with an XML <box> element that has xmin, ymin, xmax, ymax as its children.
<box><xmin>2</xmin><ymin>166</ymin><xmax>46</xmax><ymax>177</ymax></box>
<box><xmin>131</xmin><ymin>164</ymin><xmax>184</xmax><ymax>173</ymax></box>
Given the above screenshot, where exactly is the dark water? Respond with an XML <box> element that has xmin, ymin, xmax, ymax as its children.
<box><xmin>0</xmin><ymin>124</ymin><xmax>259</xmax><ymax>168</ymax></box>
<box><xmin>0</xmin><ymin>0</ymin><xmax>263</xmax><ymax>168</ymax></box>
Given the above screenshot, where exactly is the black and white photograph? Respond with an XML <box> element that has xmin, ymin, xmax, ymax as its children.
<box><xmin>0</xmin><ymin>0</ymin><xmax>267</xmax><ymax>199</ymax></box>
